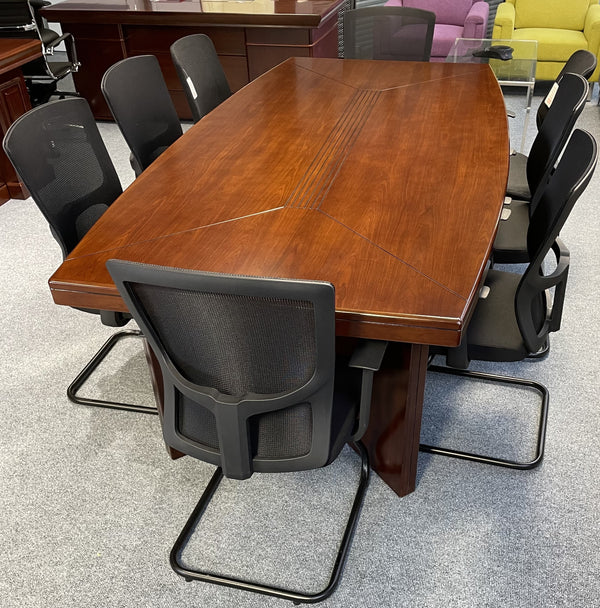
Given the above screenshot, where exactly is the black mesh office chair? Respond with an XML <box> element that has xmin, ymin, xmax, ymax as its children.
<box><xmin>101</xmin><ymin>55</ymin><xmax>182</xmax><ymax>177</ymax></box>
<box><xmin>507</xmin><ymin>50</ymin><xmax>596</xmax><ymax>202</ymax></box>
<box><xmin>493</xmin><ymin>72</ymin><xmax>588</xmax><ymax>265</ymax></box>
<box><xmin>170</xmin><ymin>34</ymin><xmax>232</xmax><ymax>124</ymax></box>
<box><xmin>343</xmin><ymin>6</ymin><xmax>435</xmax><ymax>61</ymax></box>
<box><xmin>106</xmin><ymin>260</ymin><xmax>387</xmax><ymax>604</ymax></box>
<box><xmin>422</xmin><ymin>128</ymin><xmax>598</xmax><ymax>469</ymax></box>
<box><xmin>0</xmin><ymin>0</ymin><xmax>80</xmax><ymax>105</ymax></box>
<box><xmin>2</xmin><ymin>97</ymin><xmax>156</xmax><ymax>415</ymax></box>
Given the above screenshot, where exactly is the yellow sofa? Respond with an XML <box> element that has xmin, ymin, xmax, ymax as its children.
<box><xmin>493</xmin><ymin>0</ymin><xmax>600</xmax><ymax>81</ymax></box>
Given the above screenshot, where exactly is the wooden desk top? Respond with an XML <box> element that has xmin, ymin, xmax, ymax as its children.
<box><xmin>43</xmin><ymin>0</ymin><xmax>344</xmax><ymax>27</ymax></box>
<box><xmin>49</xmin><ymin>57</ymin><xmax>509</xmax><ymax>347</ymax></box>
<box><xmin>0</xmin><ymin>38</ymin><xmax>42</xmax><ymax>76</ymax></box>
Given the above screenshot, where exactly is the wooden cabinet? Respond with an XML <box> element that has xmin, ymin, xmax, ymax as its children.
<box><xmin>43</xmin><ymin>0</ymin><xmax>345</xmax><ymax>120</ymax></box>
<box><xmin>0</xmin><ymin>38</ymin><xmax>41</xmax><ymax>205</ymax></box>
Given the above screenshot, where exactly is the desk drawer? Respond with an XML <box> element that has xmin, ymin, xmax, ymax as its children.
<box><xmin>125</xmin><ymin>25</ymin><xmax>246</xmax><ymax>55</ymax></box>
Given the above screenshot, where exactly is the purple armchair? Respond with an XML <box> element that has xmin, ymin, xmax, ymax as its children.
<box><xmin>384</xmin><ymin>0</ymin><xmax>489</xmax><ymax>61</ymax></box>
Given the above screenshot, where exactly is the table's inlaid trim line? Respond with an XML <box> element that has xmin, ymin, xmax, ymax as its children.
<box><xmin>319</xmin><ymin>209</ymin><xmax>468</xmax><ymax>301</ymax></box>
<box><xmin>285</xmin><ymin>88</ymin><xmax>381</xmax><ymax>210</ymax></box>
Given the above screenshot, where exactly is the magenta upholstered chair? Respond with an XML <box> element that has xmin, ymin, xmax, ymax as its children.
<box><xmin>384</xmin><ymin>0</ymin><xmax>489</xmax><ymax>61</ymax></box>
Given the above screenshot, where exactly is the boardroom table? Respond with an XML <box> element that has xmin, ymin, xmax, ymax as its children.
<box><xmin>49</xmin><ymin>57</ymin><xmax>509</xmax><ymax>497</ymax></box>
<box><xmin>42</xmin><ymin>0</ymin><xmax>346</xmax><ymax>120</ymax></box>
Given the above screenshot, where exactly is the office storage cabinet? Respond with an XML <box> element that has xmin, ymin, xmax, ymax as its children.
<box><xmin>43</xmin><ymin>0</ymin><xmax>345</xmax><ymax>120</ymax></box>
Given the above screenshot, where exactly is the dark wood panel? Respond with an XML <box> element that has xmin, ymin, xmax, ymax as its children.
<box><xmin>42</xmin><ymin>0</ymin><xmax>344</xmax><ymax>119</ymax></box>
<box><xmin>43</xmin><ymin>0</ymin><xmax>345</xmax><ymax>28</ymax></box>
<box><xmin>246</xmin><ymin>27</ymin><xmax>311</xmax><ymax>46</ymax></box>
<box><xmin>0</xmin><ymin>40</ymin><xmax>40</xmax><ymax>204</ymax></box>
<box><xmin>0</xmin><ymin>73</ymin><xmax>32</xmax><ymax>199</ymax></box>
<box><xmin>125</xmin><ymin>25</ymin><xmax>246</xmax><ymax>55</ymax></box>
<box><xmin>69</xmin><ymin>25</ymin><xmax>126</xmax><ymax>120</ymax></box>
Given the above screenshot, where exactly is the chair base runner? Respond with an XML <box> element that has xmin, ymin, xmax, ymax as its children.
<box><xmin>169</xmin><ymin>441</ymin><xmax>370</xmax><ymax>604</ymax></box>
<box><xmin>419</xmin><ymin>365</ymin><xmax>549</xmax><ymax>470</ymax></box>
<box><xmin>67</xmin><ymin>329</ymin><xmax>157</xmax><ymax>415</ymax></box>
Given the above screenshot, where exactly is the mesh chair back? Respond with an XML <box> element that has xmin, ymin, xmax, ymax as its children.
<box><xmin>344</xmin><ymin>6</ymin><xmax>435</xmax><ymax>61</ymax></box>
<box><xmin>2</xmin><ymin>97</ymin><xmax>122</xmax><ymax>258</ymax></box>
<box><xmin>101</xmin><ymin>55</ymin><xmax>182</xmax><ymax>174</ymax></box>
<box><xmin>170</xmin><ymin>34</ymin><xmax>232</xmax><ymax>124</ymax></box>
<box><xmin>516</xmin><ymin>129</ymin><xmax>597</xmax><ymax>353</ymax></box>
<box><xmin>527</xmin><ymin>72</ymin><xmax>588</xmax><ymax>214</ymax></box>
<box><xmin>106</xmin><ymin>261</ymin><xmax>347</xmax><ymax>480</ymax></box>
<box><xmin>537</xmin><ymin>50</ymin><xmax>597</xmax><ymax>128</ymax></box>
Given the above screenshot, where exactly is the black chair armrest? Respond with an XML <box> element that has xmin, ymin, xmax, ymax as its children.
<box><xmin>547</xmin><ymin>238</ymin><xmax>570</xmax><ymax>332</ymax></box>
<box><xmin>45</xmin><ymin>32</ymin><xmax>80</xmax><ymax>68</ymax></box>
<box><xmin>348</xmin><ymin>339</ymin><xmax>387</xmax><ymax>441</ymax></box>
<box><xmin>348</xmin><ymin>338</ymin><xmax>387</xmax><ymax>371</ymax></box>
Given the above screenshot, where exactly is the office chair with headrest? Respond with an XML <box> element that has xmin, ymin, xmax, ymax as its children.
<box><xmin>170</xmin><ymin>34</ymin><xmax>232</xmax><ymax>124</ymax></box>
<box><xmin>2</xmin><ymin>97</ymin><xmax>155</xmax><ymax>414</ymax></box>
<box><xmin>101</xmin><ymin>55</ymin><xmax>182</xmax><ymax>177</ymax></box>
<box><xmin>494</xmin><ymin>72</ymin><xmax>588</xmax><ymax>265</ymax></box>
<box><xmin>422</xmin><ymin>128</ymin><xmax>598</xmax><ymax>470</ymax></box>
<box><xmin>0</xmin><ymin>0</ymin><xmax>80</xmax><ymax>105</ymax></box>
<box><xmin>507</xmin><ymin>50</ymin><xmax>597</xmax><ymax>202</ymax></box>
<box><xmin>106</xmin><ymin>260</ymin><xmax>388</xmax><ymax>603</ymax></box>
<box><xmin>343</xmin><ymin>6</ymin><xmax>435</xmax><ymax>61</ymax></box>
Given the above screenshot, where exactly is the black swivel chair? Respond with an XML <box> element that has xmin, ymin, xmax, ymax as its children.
<box><xmin>507</xmin><ymin>49</ymin><xmax>597</xmax><ymax>202</ymax></box>
<box><xmin>170</xmin><ymin>34</ymin><xmax>232</xmax><ymax>124</ymax></box>
<box><xmin>106</xmin><ymin>260</ymin><xmax>387</xmax><ymax>604</ymax></box>
<box><xmin>493</xmin><ymin>72</ymin><xmax>589</xmax><ymax>265</ymax></box>
<box><xmin>101</xmin><ymin>55</ymin><xmax>182</xmax><ymax>177</ymax></box>
<box><xmin>0</xmin><ymin>0</ymin><xmax>80</xmax><ymax>105</ymax></box>
<box><xmin>421</xmin><ymin>128</ymin><xmax>598</xmax><ymax>469</ymax></box>
<box><xmin>2</xmin><ymin>97</ymin><xmax>156</xmax><ymax>415</ymax></box>
<box><xmin>343</xmin><ymin>6</ymin><xmax>435</xmax><ymax>61</ymax></box>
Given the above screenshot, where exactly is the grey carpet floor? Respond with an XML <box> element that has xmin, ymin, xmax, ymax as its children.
<box><xmin>1</xmin><ymin>84</ymin><xmax>599</xmax><ymax>608</ymax></box>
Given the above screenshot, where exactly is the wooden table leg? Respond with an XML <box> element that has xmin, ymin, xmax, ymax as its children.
<box><xmin>361</xmin><ymin>342</ymin><xmax>428</xmax><ymax>497</ymax></box>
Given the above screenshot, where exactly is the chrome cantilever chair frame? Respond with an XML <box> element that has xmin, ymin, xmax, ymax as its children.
<box><xmin>0</xmin><ymin>0</ymin><xmax>80</xmax><ymax>104</ymax></box>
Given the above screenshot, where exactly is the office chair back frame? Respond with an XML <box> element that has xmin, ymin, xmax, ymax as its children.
<box><xmin>108</xmin><ymin>261</ymin><xmax>341</xmax><ymax>480</ymax></box>
<box><xmin>343</xmin><ymin>6</ymin><xmax>436</xmax><ymax>61</ymax></box>
<box><xmin>170</xmin><ymin>33</ymin><xmax>232</xmax><ymax>123</ymax></box>
<box><xmin>107</xmin><ymin>260</ymin><xmax>387</xmax><ymax>603</ymax></box>
<box><xmin>101</xmin><ymin>55</ymin><xmax>182</xmax><ymax>176</ymax></box>
<box><xmin>2</xmin><ymin>97</ymin><xmax>156</xmax><ymax>415</ymax></box>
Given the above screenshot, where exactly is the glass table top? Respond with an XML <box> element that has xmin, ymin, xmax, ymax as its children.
<box><xmin>446</xmin><ymin>38</ymin><xmax>538</xmax><ymax>85</ymax></box>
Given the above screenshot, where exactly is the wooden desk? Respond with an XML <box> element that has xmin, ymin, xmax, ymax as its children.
<box><xmin>42</xmin><ymin>0</ymin><xmax>345</xmax><ymax>120</ymax></box>
<box><xmin>49</xmin><ymin>58</ymin><xmax>509</xmax><ymax>496</ymax></box>
<box><xmin>0</xmin><ymin>38</ymin><xmax>42</xmax><ymax>204</ymax></box>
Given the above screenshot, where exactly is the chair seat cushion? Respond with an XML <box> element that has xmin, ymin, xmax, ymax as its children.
<box><xmin>431</xmin><ymin>24</ymin><xmax>464</xmax><ymax>58</ymax></box>
<box><xmin>513</xmin><ymin>29</ymin><xmax>589</xmax><ymax>62</ymax></box>
<box><xmin>466</xmin><ymin>269</ymin><xmax>528</xmax><ymax>361</ymax></box>
<box><xmin>507</xmin><ymin>152</ymin><xmax>531</xmax><ymax>200</ymax></box>
<box><xmin>492</xmin><ymin>200</ymin><xmax>530</xmax><ymax>264</ymax></box>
